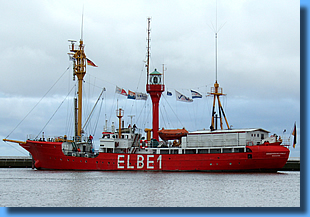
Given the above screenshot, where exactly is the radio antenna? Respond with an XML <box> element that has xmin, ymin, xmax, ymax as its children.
<box><xmin>81</xmin><ymin>5</ymin><xmax>84</xmax><ymax>41</ymax></box>
<box><xmin>208</xmin><ymin>0</ymin><xmax>226</xmax><ymax>82</ymax></box>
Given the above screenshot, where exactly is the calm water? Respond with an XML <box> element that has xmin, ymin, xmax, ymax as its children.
<box><xmin>0</xmin><ymin>168</ymin><xmax>300</xmax><ymax>207</ymax></box>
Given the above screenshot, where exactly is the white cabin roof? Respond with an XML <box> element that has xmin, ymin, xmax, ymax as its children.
<box><xmin>189</xmin><ymin>128</ymin><xmax>270</xmax><ymax>135</ymax></box>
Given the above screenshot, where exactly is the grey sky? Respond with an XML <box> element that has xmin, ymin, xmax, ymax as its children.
<box><xmin>0</xmin><ymin>0</ymin><xmax>300</xmax><ymax>157</ymax></box>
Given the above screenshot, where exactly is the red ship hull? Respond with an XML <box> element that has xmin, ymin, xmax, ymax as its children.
<box><xmin>20</xmin><ymin>140</ymin><xmax>289</xmax><ymax>172</ymax></box>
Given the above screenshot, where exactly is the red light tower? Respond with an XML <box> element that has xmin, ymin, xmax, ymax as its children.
<box><xmin>145</xmin><ymin>18</ymin><xmax>165</xmax><ymax>141</ymax></box>
<box><xmin>146</xmin><ymin>69</ymin><xmax>165</xmax><ymax>141</ymax></box>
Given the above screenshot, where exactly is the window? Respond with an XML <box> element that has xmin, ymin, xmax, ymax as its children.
<box><xmin>223</xmin><ymin>148</ymin><xmax>232</xmax><ymax>153</ymax></box>
<box><xmin>261</xmin><ymin>134</ymin><xmax>265</xmax><ymax>139</ymax></box>
<box><xmin>210</xmin><ymin>149</ymin><xmax>221</xmax><ymax>153</ymax></box>
<box><xmin>171</xmin><ymin>150</ymin><xmax>178</xmax><ymax>154</ymax></box>
<box><xmin>198</xmin><ymin>149</ymin><xmax>209</xmax><ymax>154</ymax></box>
<box><xmin>160</xmin><ymin>150</ymin><xmax>169</xmax><ymax>154</ymax></box>
<box><xmin>234</xmin><ymin>148</ymin><xmax>244</xmax><ymax>153</ymax></box>
<box><xmin>185</xmin><ymin>149</ymin><xmax>196</xmax><ymax>154</ymax></box>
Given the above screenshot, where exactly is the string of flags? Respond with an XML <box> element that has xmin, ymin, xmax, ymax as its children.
<box><xmin>115</xmin><ymin>86</ymin><xmax>205</xmax><ymax>102</ymax></box>
<box><xmin>170</xmin><ymin>89</ymin><xmax>203</xmax><ymax>102</ymax></box>
<box><xmin>115</xmin><ymin>86</ymin><xmax>148</xmax><ymax>100</ymax></box>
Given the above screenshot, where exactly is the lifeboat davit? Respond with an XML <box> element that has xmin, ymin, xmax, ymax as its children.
<box><xmin>158</xmin><ymin>128</ymin><xmax>188</xmax><ymax>141</ymax></box>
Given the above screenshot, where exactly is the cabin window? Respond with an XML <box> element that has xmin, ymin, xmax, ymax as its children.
<box><xmin>160</xmin><ymin>150</ymin><xmax>169</xmax><ymax>154</ymax></box>
<box><xmin>261</xmin><ymin>134</ymin><xmax>264</xmax><ymax>139</ymax></box>
<box><xmin>185</xmin><ymin>149</ymin><xmax>196</xmax><ymax>154</ymax></box>
<box><xmin>210</xmin><ymin>149</ymin><xmax>221</xmax><ymax>154</ymax></box>
<box><xmin>246</xmin><ymin>148</ymin><xmax>252</xmax><ymax>153</ymax></box>
<box><xmin>248</xmin><ymin>154</ymin><xmax>252</xmax><ymax>159</ymax></box>
<box><xmin>171</xmin><ymin>150</ymin><xmax>178</xmax><ymax>154</ymax></box>
<box><xmin>198</xmin><ymin>149</ymin><xmax>209</xmax><ymax>154</ymax></box>
<box><xmin>234</xmin><ymin>148</ymin><xmax>244</xmax><ymax>153</ymax></box>
<box><xmin>223</xmin><ymin>148</ymin><xmax>232</xmax><ymax>153</ymax></box>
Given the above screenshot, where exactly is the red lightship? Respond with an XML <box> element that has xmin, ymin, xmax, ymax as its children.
<box><xmin>3</xmin><ymin>18</ymin><xmax>290</xmax><ymax>172</ymax></box>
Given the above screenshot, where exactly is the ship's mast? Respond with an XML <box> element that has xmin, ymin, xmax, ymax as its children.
<box><xmin>146</xmin><ymin>18</ymin><xmax>165</xmax><ymax>141</ymax></box>
<box><xmin>70</xmin><ymin>40</ymin><xmax>86</xmax><ymax>139</ymax></box>
<box><xmin>208</xmin><ymin>1</ymin><xmax>230</xmax><ymax>131</ymax></box>
<box><xmin>68</xmin><ymin>12</ymin><xmax>88</xmax><ymax>140</ymax></box>
<box><xmin>146</xmin><ymin>17</ymin><xmax>151</xmax><ymax>85</ymax></box>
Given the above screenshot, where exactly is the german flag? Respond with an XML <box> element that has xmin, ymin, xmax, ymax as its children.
<box><xmin>292</xmin><ymin>122</ymin><xmax>297</xmax><ymax>148</ymax></box>
<box><xmin>86</xmin><ymin>58</ymin><xmax>98</xmax><ymax>67</ymax></box>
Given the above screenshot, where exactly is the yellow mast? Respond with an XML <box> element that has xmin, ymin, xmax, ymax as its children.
<box><xmin>70</xmin><ymin>40</ymin><xmax>86</xmax><ymax>138</ymax></box>
<box><xmin>208</xmin><ymin>81</ymin><xmax>230</xmax><ymax>130</ymax></box>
